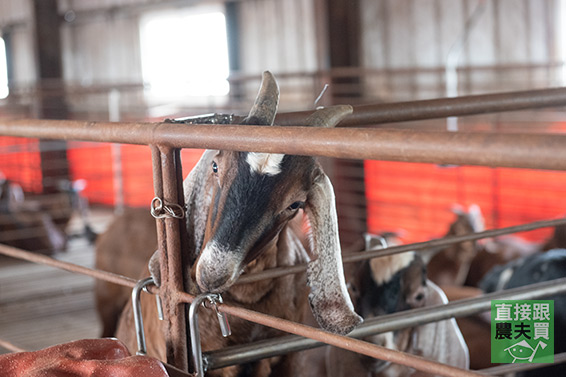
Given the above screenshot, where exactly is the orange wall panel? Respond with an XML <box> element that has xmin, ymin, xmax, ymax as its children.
<box><xmin>365</xmin><ymin>161</ymin><xmax>566</xmax><ymax>245</ymax></box>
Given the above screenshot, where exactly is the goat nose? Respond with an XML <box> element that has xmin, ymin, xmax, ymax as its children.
<box><xmin>197</xmin><ymin>271</ymin><xmax>231</xmax><ymax>293</ymax></box>
<box><xmin>196</xmin><ymin>241</ymin><xmax>242</xmax><ymax>292</ymax></box>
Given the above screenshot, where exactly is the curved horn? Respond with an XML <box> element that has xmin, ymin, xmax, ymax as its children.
<box><xmin>243</xmin><ymin>71</ymin><xmax>280</xmax><ymax>126</ymax></box>
<box><xmin>304</xmin><ymin>105</ymin><xmax>353</xmax><ymax>128</ymax></box>
<box><xmin>305</xmin><ymin>172</ymin><xmax>363</xmax><ymax>335</ymax></box>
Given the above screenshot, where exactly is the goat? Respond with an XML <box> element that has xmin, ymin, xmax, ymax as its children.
<box><xmin>111</xmin><ymin>71</ymin><xmax>362</xmax><ymax>376</ymax></box>
<box><xmin>0</xmin><ymin>177</ymin><xmax>72</xmax><ymax>255</ymax></box>
<box><xmin>94</xmin><ymin>207</ymin><xmax>158</xmax><ymax>337</ymax></box>
<box><xmin>465</xmin><ymin>221</ymin><xmax>566</xmax><ymax>287</ymax></box>
<box><xmin>325</xmin><ymin>233</ymin><xmax>469</xmax><ymax>377</ymax></box>
<box><xmin>426</xmin><ymin>204</ymin><xmax>485</xmax><ymax>287</ymax></box>
<box><xmin>542</xmin><ymin>223</ymin><xmax>566</xmax><ymax>251</ymax></box>
<box><xmin>479</xmin><ymin>249</ymin><xmax>566</xmax><ymax>377</ymax></box>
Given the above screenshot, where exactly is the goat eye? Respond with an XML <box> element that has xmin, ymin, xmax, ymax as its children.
<box><xmin>212</xmin><ymin>161</ymin><xmax>218</xmax><ymax>173</ymax></box>
<box><xmin>288</xmin><ymin>201</ymin><xmax>304</xmax><ymax>210</ymax></box>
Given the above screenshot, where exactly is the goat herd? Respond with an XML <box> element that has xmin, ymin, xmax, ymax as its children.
<box><xmin>1</xmin><ymin>72</ymin><xmax>565</xmax><ymax>376</ymax></box>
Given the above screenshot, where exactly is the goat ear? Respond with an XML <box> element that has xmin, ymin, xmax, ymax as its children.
<box><xmin>183</xmin><ymin>150</ymin><xmax>218</xmax><ymax>260</ymax></box>
<box><xmin>450</xmin><ymin>203</ymin><xmax>464</xmax><ymax>215</ymax></box>
<box><xmin>468</xmin><ymin>203</ymin><xmax>485</xmax><ymax>232</ymax></box>
<box><xmin>304</xmin><ymin>171</ymin><xmax>363</xmax><ymax>335</ymax></box>
<box><xmin>243</xmin><ymin>71</ymin><xmax>279</xmax><ymax>126</ymax></box>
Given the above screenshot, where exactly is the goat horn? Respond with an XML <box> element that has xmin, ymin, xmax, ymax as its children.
<box><xmin>304</xmin><ymin>105</ymin><xmax>353</xmax><ymax>128</ymax></box>
<box><xmin>243</xmin><ymin>71</ymin><xmax>280</xmax><ymax>126</ymax></box>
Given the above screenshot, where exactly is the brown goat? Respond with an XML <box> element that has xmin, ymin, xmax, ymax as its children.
<box><xmin>102</xmin><ymin>72</ymin><xmax>362</xmax><ymax>376</ymax></box>
<box><xmin>465</xmin><ymin>223</ymin><xmax>566</xmax><ymax>287</ymax></box>
<box><xmin>426</xmin><ymin>204</ymin><xmax>485</xmax><ymax>287</ymax></box>
<box><xmin>94</xmin><ymin>207</ymin><xmax>157</xmax><ymax>337</ymax></box>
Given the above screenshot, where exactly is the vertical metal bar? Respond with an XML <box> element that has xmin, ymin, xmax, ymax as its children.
<box><xmin>132</xmin><ymin>277</ymin><xmax>155</xmax><ymax>355</ymax></box>
<box><xmin>109</xmin><ymin>89</ymin><xmax>124</xmax><ymax>214</ymax></box>
<box><xmin>150</xmin><ymin>145</ymin><xmax>188</xmax><ymax>370</ymax></box>
<box><xmin>173</xmin><ymin>147</ymin><xmax>194</xmax><ymax>372</ymax></box>
<box><xmin>160</xmin><ymin>145</ymin><xmax>189</xmax><ymax>370</ymax></box>
<box><xmin>188</xmin><ymin>295</ymin><xmax>209</xmax><ymax>377</ymax></box>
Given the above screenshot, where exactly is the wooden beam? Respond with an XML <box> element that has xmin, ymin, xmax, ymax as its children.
<box><xmin>323</xmin><ymin>0</ymin><xmax>366</xmax><ymax>247</ymax></box>
<box><xmin>32</xmin><ymin>0</ymin><xmax>70</xmax><ymax>193</ymax></box>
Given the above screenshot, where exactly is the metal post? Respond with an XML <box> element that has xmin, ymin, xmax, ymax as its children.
<box><xmin>150</xmin><ymin>145</ymin><xmax>189</xmax><ymax>370</ymax></box>
<box><xmin>132</xmin><ymin>277</ymin><xmax>155</xmax><ymax>355</ymax></box>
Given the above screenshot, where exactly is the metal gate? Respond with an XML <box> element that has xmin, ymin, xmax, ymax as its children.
<box><xmin>1</xmin><ymin>87</ymin><xmax>566</xmax><ymax>376</ymax></box>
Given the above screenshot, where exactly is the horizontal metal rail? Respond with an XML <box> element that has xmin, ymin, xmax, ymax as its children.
<box><xmin>479</xmin><ymin>352</ymin><xmax>566</xmax><ymax>375</ymax></box>
<box><xmin>237</xmin><ymin>217</ymin><xmax>566</xmax><ymax>285</ymax></box>
<box><xmin>0</xmin><ymin>243</ymin><xmax>480</xmax><ymax>376</ymax></box>
<box><xmin>173</xmin><ymin>292</ymin><xmax>482</xmax><ymax>377</ymax></box>
<box><xmin>275</xmin><ymin>86</ymin><xmax>566</xmax><ymax>126</ymax></box>
<box><xmin>1</xmin><ymin>216</ymin><xmax>561</xmax><ymax>291</ymax></box>
<box><xmin>2</xmin><ymin>118</ymin><xmax>566</xmax><ymax>170</ymax></box>
<box><xmin>2</xmin><ymin>87</ymin><xmax>566</xmax><ymax>373</ymax></box>
<box><xmin>201</xmin><ymin>277</ymin><xmax>566</xmax><ymax>370</ymax></box>
<box><xmin>0</xmin><ymin>243</ymin><xmax>137</xmax><ymax>289</ymax></box>
<box><xmin>2</xmin><ymin>219</ymin><xmax>564</xmax><ymax>375</ymax></box>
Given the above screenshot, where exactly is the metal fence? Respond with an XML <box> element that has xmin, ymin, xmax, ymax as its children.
<box><xmin>1</xmin><ymin>86</ymin><xmax>566</xmax><ymax>376</ymax></box>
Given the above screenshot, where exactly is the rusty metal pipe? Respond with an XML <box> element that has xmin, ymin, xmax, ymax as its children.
<box><xmin>3</xmin><ymin>119</ymin><xmax>566</xmax><ymax>170</ymax></box>
<box><xmin>275</xmin><ymin>86</ymin><xmax>566</xmax><ymax>126</ymax></box>
<box><xmin>479</xmin><ymin>352</ymin><xmax>566</xmax><ymax>375</ymax></box>
<box><xmin>0</xmin><ymin>243</ymin><xmax>137</xmax><ymax>288</ymax></box>
<box><xmin>210</xmin><ymin>297</ymin><xmax>482</xmax><ymax>377</ymax></box>
<box><xmin>201</xmin><ymin>277</ymin><xmax>566</xmax><ymax>370</ymax></box>
<box><xmin>237</xmin><ymin>217</ymin><xmax>566</xmax><ymax>285</ymax></box>
<box><xmin>151</xmin><ymin>146</ymin><xmax>189</xmax><ymax>371</ymax></box>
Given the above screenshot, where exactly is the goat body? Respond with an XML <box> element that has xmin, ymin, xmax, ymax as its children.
<box><xmin>478</xmin><ymin>249</ymin><xmax>566</xmax><ymax>377</ymax></box>
<box><xmin>95</xmin><ymin>207</ymin><xmax>158</xmax><ymax>337</ymax></box>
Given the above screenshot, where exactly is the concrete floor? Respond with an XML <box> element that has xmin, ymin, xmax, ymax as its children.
<box><xmin>0</xmin><ymin>207</ymin><xmax>114</xmax><ymax>354</ymax></box>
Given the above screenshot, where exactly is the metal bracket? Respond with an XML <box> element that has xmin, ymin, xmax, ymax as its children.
<box><xmin>151</xmin><ymin>197</ymin><xmax>185</xmax><ymax>219</ymax></box>
<box><xmin>188</xmin><ymin>293</ymin><xmax>231</xmax><ymax>377</ymax></box>
<box><xmin>132</xmin><ymin>276</ymin><xmax>161</xmax><ymax>356</ymax></box>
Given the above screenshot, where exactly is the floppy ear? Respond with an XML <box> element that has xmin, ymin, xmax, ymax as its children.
<box><xmin>467</xmin><ymin>203</ymin><xmax>485</xmax><ymax>233</ymax></box>
<box><xmin>183</xmin><ymin>149</ymin><xmax>218</xmax><ymax>257</ymax></box>
<box><xmin>304</xmin><ymin>171</ymin><xmax>363</xmax><ymax>335</ymax></box>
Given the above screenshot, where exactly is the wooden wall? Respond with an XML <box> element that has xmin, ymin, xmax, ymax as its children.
<box><xmin>0</xmin><ymin>0</ymin><xmax>563</xmax><ymax>104</ymax></box>
<box><xmin>360</xmin><ymin>0</ymin><xmax>563</xmax><ymax>100</ymax></box>
<box><xmin>0</xmin><ymin>0</ymin><xmax>36</xmax><ymax>84</ymax></box>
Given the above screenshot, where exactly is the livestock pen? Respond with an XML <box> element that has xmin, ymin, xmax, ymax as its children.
<box><xmin>1</xmin><ymin>87</ymin><xmax>566</xmax><ymax>376</ymax></box>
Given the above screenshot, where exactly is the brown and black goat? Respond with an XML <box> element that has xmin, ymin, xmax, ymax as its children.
<box><xmin>105</xmin><ymin>71</ymin><xmax>362</xmax><ymax>376</ymax></box>
<box><xmin>325</xmin><ymin>233</ymin><xmax>469</xmax><ymax>377</ymax></box>
<box><xmin>426</xmin><ymin>204</ymin><xmax>485</xmax><ymax>287</ymax></box>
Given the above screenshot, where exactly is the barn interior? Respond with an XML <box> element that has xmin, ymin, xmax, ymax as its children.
<box><xmin>0</xmin><ymin>0</ymin><xmax>566</xmax><ymax>376</ymax></box>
